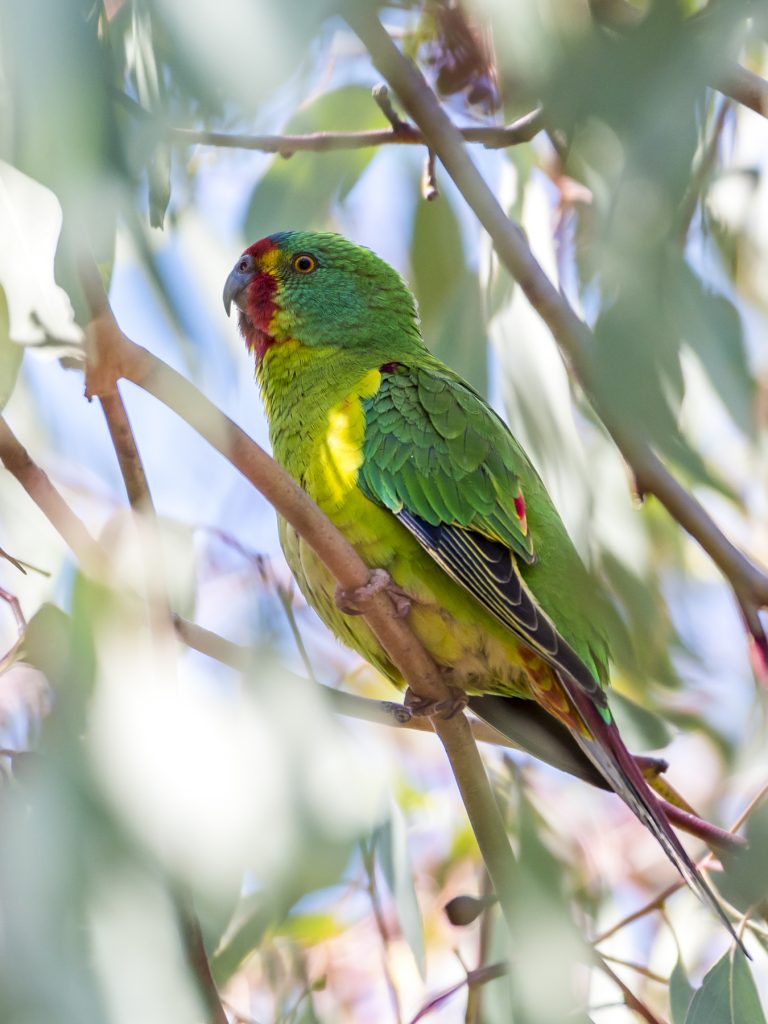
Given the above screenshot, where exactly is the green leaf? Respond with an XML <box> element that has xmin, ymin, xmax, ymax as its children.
<box><xmin>609</xmin><ymin>690</ymin><xmax>672</xmax><ymax>752</ymax></box>
<box><xmin>684</xmin><ymin>949</ymin><xmax>766</xmax><ymax>1024</ymax></box>
<box><xmin>411</xmin><ymin>192</ymin><xmax>487</xmax><ymax>394</ymax></box>
<box><xmin>508</xmin><ymin>781</ymin><xmax>590</xmax><ymax>1024</ymax></box>
<box><xmin>245</xmin><ymin>87</ymin><xmax>381</xmax><ymax>240</ymax></box>
<box><xmin>373</xmin><ymin>801</ymin><xmax>426</xmax><ymax>978</ymax></box>
<box><xmin>131</xmin><ymin>2</ymin><xmax>172</xmax><ymax>229</ymax></box>
<box><xmin>713</xmin><ymin>800</ymin><xmax>768</xmax><ymax>914</ymax></box>
<box><xmin>0</xmin><ymin>288</ymin><xmax>22</xmax><ymax>411</ymax></box>
<box><xmin>675</xmin><ymin>263</ymin><xmax>754</xmax><ymax>436</ymax></box>
<box><xmin>211</xmin><ymin>891</ymin><xmax>280</xmax><ymax>985</ymax></box>
<box><xmin>670</xmin><ymin>958</ymin><xmax>696</xmax><ymax>1024</ymax></box>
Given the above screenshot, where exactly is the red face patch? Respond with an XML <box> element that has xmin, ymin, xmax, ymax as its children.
<box><xmin>238</xmin><ymin>238</ymin><xmax>279</xmax><ymax>363</ymax></box>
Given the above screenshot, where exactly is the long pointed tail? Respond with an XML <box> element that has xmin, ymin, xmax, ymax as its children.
<box><xmin>562</xmin><ymin>680</ymin><xmax>746</xmax><ymax>954</ymax></box>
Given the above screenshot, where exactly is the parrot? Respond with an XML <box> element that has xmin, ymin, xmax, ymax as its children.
<box><xmin>223</xmin><ymin>229</ymin><xmax>740</xmax><ymax>943</ymax></box>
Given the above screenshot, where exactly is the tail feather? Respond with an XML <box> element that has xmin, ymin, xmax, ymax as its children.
<box><xmin>562</xmin><ymin>678</ymin><xmax>747</xmax><ymax>954</ymax></box>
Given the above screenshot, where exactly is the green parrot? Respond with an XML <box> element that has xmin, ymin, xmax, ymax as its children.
<box><xmin>223</xmin><ymin>230</ymin><xmax>737</xmax><ymax>941</ymax></box>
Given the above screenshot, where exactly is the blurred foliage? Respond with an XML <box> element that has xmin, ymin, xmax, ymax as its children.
<box><xmin>0</xmin><ymin>0</ymin><xmax>767</xmax><ymax>1022</ymax></box>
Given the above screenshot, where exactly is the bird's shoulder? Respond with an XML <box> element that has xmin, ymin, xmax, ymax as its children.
<box><xmin>360</xmin><ymin>360</ymin><xmax>536</xmax><ymax>564</ymax></box>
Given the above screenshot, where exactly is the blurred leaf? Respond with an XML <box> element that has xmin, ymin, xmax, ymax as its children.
<box><xmin>1</xmin><ymin>0</ymin><xmax>122</xmax><ymax>270</ymax></box>
<box><xmin>600</xmin><ymin>551</ymin><xmax>681</xmax><ymax>692</ymax></box>
<box><xmin>609</xmin><ymin>690</ymin><xmax>672</xmax><ymax>752</ymax></box>
<box><xmin>373</xmin><ymin>801</ymin><xmax>426</xmax><ymax>978</ymax></box>
<box><xmin>131</xmin><ymin>0</ymin><xmax>172</xmax><ymax>229</ymax></box>
<box><xmin>592</xmin><ymin>255</ymin><xmax>738</xmax><ymax>499</ymax></box>
<box><xmin>508</xmin><ymin>780</ymin><xmax>590</xmax><ymax>1024</ymax></box>
<box><xmin>684</xmin><ymin>949</ymin><xmax>766</xmax><ymax>1024</ymax></box>
<box><xmin>275</xmin><ymin>911</ymin><xmax>342</xmax><ymax>945</ymax></box>
<box><xmin>212</xmin><ymin>891</ymin><xmax>280</xmax><ymax>984</ymax></box>
<box><xmin>411</xmin><ymin>188</ymin><xmax>487</xmax><ymax>393</ymax></box>
<box><xmin>0</xmin><ymin>161</ymin><xmax>83</xmax><ymax>350</ymax></box>
<box><xmin>713</xmin><ymin>800</ymin><xmax>768</xmax><ymax>914</ymax></box>
<box><xmin>150</xmin><ymin>0</ymin><xmax>336</xmax><ymax>118</ymax></box>
<box><xmin>148</xmin><ymin>144</ymin><xmax>172</xmax><ymax>229</ymax></box>
<box><xmin>0</xmin><ymin>288</ymin><xmax>22</xmax><ymax>411</ymax></box>
<box><xmin>245</xmin><ymin>87</ymin><xmax>382</xmax><ymax>240</ymax></box>
<box><xmin>675</xmin><ymin>264</ymin><xmax>754</xmax><ymax>436</ymax></box>
<box><xmin>671</xmin><ymin>957</ymin><xmax>696</xmax><ymax>1024</ymax></box>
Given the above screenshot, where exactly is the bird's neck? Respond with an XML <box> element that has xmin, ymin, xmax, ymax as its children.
<box><xmin>256</xmin><ymin>338</ymin><xmax>396</xmax><ymax>479</ymax></box>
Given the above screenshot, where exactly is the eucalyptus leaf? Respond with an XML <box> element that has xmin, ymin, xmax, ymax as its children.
<box><xmin>373</xmin><ymin>801</ymin><xmax>426</xmax><ymax>978</ymax></box>
<box><xmin>670</xmin><ymin>957</ymin><xmax>696</xmax><ymax>1024</ymax></box>
<box><xmin>684</xmin><ymin>949</ymin><xmax>766</xmax><ymax>1024</ymax></box>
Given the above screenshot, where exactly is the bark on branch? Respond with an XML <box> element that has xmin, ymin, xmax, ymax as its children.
<box><xmin>169</xmin><ymin>107</ymin><xmax>544</xmax><ymax>155</ymax></box>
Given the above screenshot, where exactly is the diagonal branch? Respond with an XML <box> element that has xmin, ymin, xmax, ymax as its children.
<box><xmin>0</xmin><ymin>417</ymin><xmax>104</xmax><ymax>575</ymax></box>
<box><xmin>344</xmin><ymin>7</ymin><xmax>768</xmax><ymax>654</ymax></box>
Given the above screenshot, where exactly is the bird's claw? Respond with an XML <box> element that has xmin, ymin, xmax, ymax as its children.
<box><xmin>404</xmin><ymin>684</ymin><xmax>469</xmax><ymax>720</ymax></box>
<box><xmin>335</xmin><ymin>568</ymin><xmax>412</xmax><ymax>617</ymax></box>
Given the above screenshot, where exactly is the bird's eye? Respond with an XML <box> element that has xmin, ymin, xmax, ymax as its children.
<box><xmin>238</xmin><ymin>258</ymin><xmax>250</xmax><ymax>273</ymax></box>
<box><xmin>292</xmin><ymin>253</ymin><xmax>317</xmax><ymax>274</ymax></box>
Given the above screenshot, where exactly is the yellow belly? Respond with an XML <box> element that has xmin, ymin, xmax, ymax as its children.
<box><xmin>269</xmin><ymin>362</ymin><xmax>541</xmax><ymax>699</ymax></box>
<box><xmin>278</xmin><ymin>486</ymin><xmax>534</xmax><ymax>698</ymax></box>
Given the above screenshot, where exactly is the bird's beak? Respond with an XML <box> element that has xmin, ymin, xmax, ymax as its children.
<box><xmin>223</xmin><ymin>265</ymin><xmax>251</xmax><ymax>316</ymax></box>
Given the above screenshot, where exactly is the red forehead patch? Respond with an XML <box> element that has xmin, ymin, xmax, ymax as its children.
<box><xmin>243</xmin><ymin>236</ymin><xmax>277</xmax><ymax>260</ymax></box>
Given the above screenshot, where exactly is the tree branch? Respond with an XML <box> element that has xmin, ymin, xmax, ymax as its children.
<box><xmin>344</xmin><ymin>8</ymin><xmax>768</xmax><ymax>649</ymax></box>
<box><xmin>167</xmin><ymin>109</ymin><xmax>543</xmax><ymax>155</ymax></box>
<box><xmin>0</xmin><ymin>417</ymin><xmax>104</xmax><ymax>575</ymax></box>
<box><xmin>82</xmin><ymin>301</ymin><xmax>521</xmax><ymax>931</ymax></box>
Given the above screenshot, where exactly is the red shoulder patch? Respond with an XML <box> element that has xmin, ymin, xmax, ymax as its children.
<box><xmin>514</xmin><ymin>492</ymin><xmax>528</xmax><ymax>534</ymax></box>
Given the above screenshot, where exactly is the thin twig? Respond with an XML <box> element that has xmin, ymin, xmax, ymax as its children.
<box><xmin>421</xmin><ymin>149</ymin><xmax>439</xmax><ymax>201</ymax></box>
<box><xmin>175</xmin><ymin>895</ymin><xmax>229</xmax><ymax>1024</ymax></box>
<box><xmin>594</xmin><ymin>954</ymin><xmax>667</xmax><ymax>1024</ymax></box>
<box><xmin>465</xmin><ymin>870</ymin><xmax>494</xmax><ymax>1024</ymax></box>
<box><xmin>0</xmin><ymin>586</ymin><xmax>25</xmax><ymax>636</ymax></box>
<box><xmin>409</xmin><ymin>963</ymin><xmax>508</xmax><ymax>1024</ymax></box>
<box><xmin>0</xmin><ymin>417</ymin><xmax>104</xmax><ymax>575</ymax></box>
<box><xmin>0</xmin><ymin>547</ymin><xmax>27</xmax><ymax>574</ymax></box>
<box><xmin>164</xmin><ymin>112</ymin><xmax>545</xmax><ymax>154</ymax></box>
<box><xmin>601</xmin><ymin>953</ymin><xmax>667</xmax><ymax>985</ymax></box>
<box><xmin>372</xmin><ymin>83</ymin><xmax>409</xmax><ymax>131</ymax></box>
<box><xmin>344</xmin><ymin>7</ymin><xmax>768</xmax><ymax>651</ymax></box>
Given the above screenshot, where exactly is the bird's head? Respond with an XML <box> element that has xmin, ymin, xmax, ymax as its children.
<box><xmin>223</xmin><ymin>231</ymin><xmax>420</xmax><ymax>363</ymax></box>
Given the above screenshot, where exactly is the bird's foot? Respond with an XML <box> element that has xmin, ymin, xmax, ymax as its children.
<box><xmin>335</xmin><ymin>568</ymin><xmax>412</xmax><ymax>618</ymax></box>
<box><xmin>404</xmin><ymin>684</ymin><xmax>469</xmax><ymax>720</ymax></box>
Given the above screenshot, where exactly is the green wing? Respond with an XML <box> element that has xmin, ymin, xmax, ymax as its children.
<box><xmin>359</xmin><ymin>364</ymin><xmax>607</xmax><ymax>705</ymax></box>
